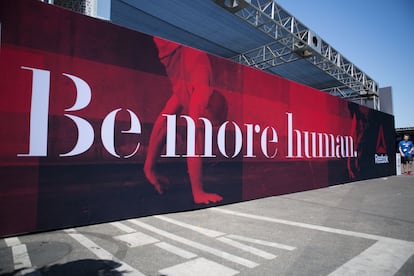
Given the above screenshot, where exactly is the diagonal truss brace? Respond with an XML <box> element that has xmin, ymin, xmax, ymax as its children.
<box><xmin>230</xmin><ymin>37</ymin><xmax>300</xmax><ymax>70</ymax></box>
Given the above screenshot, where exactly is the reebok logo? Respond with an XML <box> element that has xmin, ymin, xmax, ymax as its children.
<box><xmin>375</xmin><ymin>125</ymin><xmax>389</xmax><ymax>164</ymax></box>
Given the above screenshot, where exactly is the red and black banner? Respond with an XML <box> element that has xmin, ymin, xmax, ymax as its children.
<box><xmin>0</xmin><ymin>0</ymin><xmax>395</xmax><ymax>237</ymax></box>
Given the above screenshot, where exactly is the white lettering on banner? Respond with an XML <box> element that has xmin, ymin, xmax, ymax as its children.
<box><xmin>217</xmin><ymin>121</ymin><xmax>243</xmax><ymax>158</ymax></box>
<box><xmin>162</xmin><ymin>115</ymin><xmax>279</xmax><ymax>159</ymax></box>
<box><xmin>374</xmin><ymin>154</ymin><xmax>389</xmax><ymax>164</ymax></box>
<box><xmin>17</xmin><ymin>67</ymin><xmax>50</xmax><ymax>157</ymax></box>
<box><xmin>245</xmin><ymin>124</ymin><xmax>259</xmax><ymax>158</ymax></box>
<box><xmin>18</xmin><ymin>66</ymin><xmax>359</xmax><ymax>160</ymax></box>
<box><xmin>287</xmin><ymin>112</ymin><xmax>357</xmax><ymax>159</ymax></box>
<box><xmin>18</xmin><ymin>67</ymin><xmax>142</xmax><ymax>158</ymax></box>
<box><xmin>101</xmin><ymin>109</ymin><xmax>142</xmax><ymax>158</ymax></box>
<box><xmin>260</xmin><ymin>127</ymin><xmax>278</xmax><ymax>158</ymax></box>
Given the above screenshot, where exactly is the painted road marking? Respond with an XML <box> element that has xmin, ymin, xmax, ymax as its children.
<box><xmin>217</xmin><ymin>236</ymin><xmax>276</xmax><ymax>260</ymax></box>
<box><xmin>110</xmin><ymin>221</ymin><xmax>198</xmax><ymax>259</ymax></box>
<box><xmin>128</xmin><ymin>219</ymin><xmax>258</xmax><ymax>268</ymax></box>
<box><xmin>11</xmin><ymin>244</ymin><xmax>32</xmax><ymax>270</ymax></box>
<box><xmin>155</xmin><ymin>215</ymin><xmax>225</xmax><ymax>237</ymax></box>
<box><xmin>4</xmin><ymin>237</ymin><xmax>40</xmax><ymax>275</ymax></box>
<box><xmin>210</xmin><ymin>207</ymin><xmax>409</xmax><ymax>242</ymax></box>
<box><xmin>64</xmin><ymin>229</ymin><xmax>145</xmax><ymax>276</ymax></box>
<box><xmin>4</xmin><ymin>237</ymin><xmax>21</xmax><ymax>247</ymax></box>
<box><xmin>211</xmin><ymin>207</ymin><xmax>414</xmax><ymax>275</ymax></box>
<box><xmin>114</xmin><ymin>232</ymin><xmax>159</xmax><ymax>248</ymax></box>
<box><xmin>328</xmin><ymin>239</ymin><xmax>414</xmax><ymax>276</ymax></box>
<box><xmin>226</xmin><ymin>234</ymin><xmax>296</xmax><ymax>251</ymax></box>
<box><xmin>155</xmin><ymin>214</ymin><xmax>298</xmax><ymax>261</ymax></box>
<box><xmin>111</xmin><ymin>222</ymin><xmax>136</xmax><ymax>233</ymax></box>
<box><xmin>156</xmin><ymin>215</ymin><xmax>294</xmax><ymax>258</ymax></box>
<box><xmin>158</xmin><ymin>257</ymin><xmax>238</xmax><ymax>276</ymax></box>
<box><xmin>155</xmin><ymin>242</ymin><xmax>197</xmax><ymax>259</ymax></box>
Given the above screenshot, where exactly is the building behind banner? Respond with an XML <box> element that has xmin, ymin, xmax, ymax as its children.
<box><xmin>0</xmin><ymin>0</ymin><xmax>395</xmax><ymax>237</ymax></box>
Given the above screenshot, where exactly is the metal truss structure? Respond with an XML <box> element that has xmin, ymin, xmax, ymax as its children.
<box><xmin>42</xmin><ymin>0</ymin><xmax>97</xmax><ymax>17</ymax></box>
<box><xmin>214</xmin><ymin>0</ymin><xmax>380</xmax><ymax>110</ymax></box>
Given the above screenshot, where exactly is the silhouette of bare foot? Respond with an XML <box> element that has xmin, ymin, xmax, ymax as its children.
<box><xmin>193</xmin><ymin>192</ymin><xmax>223</xmax><ymax>204</ymax></box>
<box><xmin>144</xmin><ymin>167</ymin><xmax>169</xmax><ymax>194</ymax></box>
<box><xmin>348</xmin><ymin>169</ymin><xmax>356</xmax><ymax>179</ymax></box>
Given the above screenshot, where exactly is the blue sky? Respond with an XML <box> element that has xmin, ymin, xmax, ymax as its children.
<box><xmin>98</xmin><ymin>0</ymin><xmax>413</xmax><ymax>127</ymax></box>
<box><xmin>97</xmin><ymin>0</ymin><xmax>110</xmax><ymax>18</ymax></box>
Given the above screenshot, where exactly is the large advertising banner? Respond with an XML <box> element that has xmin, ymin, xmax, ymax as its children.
<box><xmin>0</xmin><ymin>0</ymin><xmax>395</xmax><ymax>236</ymax></box>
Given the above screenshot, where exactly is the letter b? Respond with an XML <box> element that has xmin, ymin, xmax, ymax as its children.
<box><xmin>18</xmin><ymin>67</ymin><xmax>94</xmax><ymax>157</ymax></box>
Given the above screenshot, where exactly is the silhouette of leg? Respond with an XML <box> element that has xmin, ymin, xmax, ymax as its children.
<box><xmin>144</xmin><ymin>95</ymin><xmax>182</xmax><ymax>194</ymax></box>
<box><xmin>187</xmin><ymin>80</ymin><xmax>223</xmax><ymax>204</ymax></box>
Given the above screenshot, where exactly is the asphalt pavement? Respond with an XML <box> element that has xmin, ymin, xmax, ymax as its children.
<box><xmin>1</xmin><ymin>175</ymin><xmax>413</xmax><ymax>276</ymax></box>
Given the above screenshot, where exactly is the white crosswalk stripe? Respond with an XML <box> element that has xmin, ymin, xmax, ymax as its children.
<box><xmin>11</xmin><ymin>244</ymin><xmax>32</xmax><ymax>270</ymax></box>
<box><xmin>3</xmin><ymin>237</ymin><xmax>41</xmax><ymax>275</ymax></box>
<box><xmin>111</xmin><ymin>221</ymin><xmax>199</xmax><ymax>259</ymax></box>
<box><xmin>217</xmin><ymin>236</ymin><xmax>277</xmax><ymax>260</ymax></box>
<box><xmin>154</xmin><ymin>214</ymin><xmax>294</xmax><ymax>260</ymax></box>
<box><xmin>64</xmin><ymin>229</ymin><xmax>146</xmax><ymax>276</ymax></box>
<box><xmin>4</xmin><ymin>237</ymin><xmax>21</xmax><ymax>248</ymax></box>
<box><xmin>114</xmin><ymin>232</ymin><xmax>159</xmax><ymax>247</ymax></box>
<box><xmin>111</xmin><ymin>221</ymin><xmax>136</xmax><ymax>233</ymax></box>
<box><xmin>155</xmin><ymin>242</ymin><xmax>197</xmax><ymax>259</ymax></box>
<box><xmin>154</xmin><ymin>215</ymin><xmax>225</xmax><ymax>237</ymax></box>
<box><xmin>129</xmin><ymin>219</ymin><xmax>259</xmax><ymax>268</ymax></box>
<box><xmin>159</xmin><ymin>257</ymin><xmax>239</xmax><ymax>276</ymax></box>
<box><xmin>226</xmin><ymin>234</ymin><xmax>296</xmax><ymax>251</ymax></box>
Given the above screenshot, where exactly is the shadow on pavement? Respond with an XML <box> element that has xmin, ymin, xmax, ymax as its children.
<box><xmin>2</xmin><ymin>259</ymin><xmax>126</xmax><ymax>276</ymax></box>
